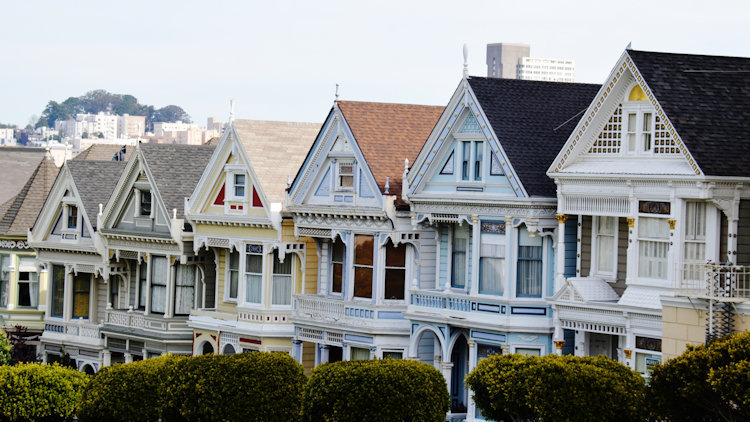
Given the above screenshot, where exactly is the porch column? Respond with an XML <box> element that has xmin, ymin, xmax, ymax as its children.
<box><xmin>555</xmin><ymin>214</ymin><xmax>568</xmax><ymax>292</ymax></box>
<box><xmin>574</xmin><ymin>329</ymin><xmax>586</xmax><ymax>357</ymax></box>
<box><xmin>319</xmin><ymin>344</ymin><xmax>330</xmax><ymax>364</ymax></box>
<box><xmin>440</xmin><ymin>360</ymin><xmax>453</xmax><ymax>401</ymax></box>
<box><xmin>470</xmin><ymin>215</ymin><xmax>480</xmax><ymax>296</ymax></box>
<box><xmin>552</xmin><ymin>306</ymin><xmax>564</xmax><ymax>356</ymax></box>
<box><xmin>727</xmin><ymin>202</ymin><xmax>740</xmax><ymax>265</ymax></box>
<box><xmin>165</xmin><ymin>256</ymin><xmax>175</xmax><ymax>318</ymax></box>
<box><xmin>467</xmin><ymin>340</ymin><xmax>478</xmax><ymax>419</ymax></box>
<box><xmin>623</xmin><ymin>314</ymin><xmax>634</xmax><ymax>369</ymax></box>
<box><xmin>102</xmin><ymin>350</ymin><xmax>111</xmax><ymax>367</ymax></box>
<box><xmin>292</xmin><ymin>340</ymin><xmax>303</xmax><ymax>363</ymax></box>
<box><xmin>124</xmin><ymin>353</ymin><xmax>133</xmax><ymax>363</ymax></box>
<box><xmin>369</xmin><ymin>346</ymin><xmax>377</xmax><ymax>360</ymax></box>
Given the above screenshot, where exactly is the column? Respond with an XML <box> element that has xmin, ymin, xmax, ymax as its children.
<box><xmin>555</xmin><ymin>214</ymin><xmax>568</xmax><ymax>292</ymax></box>
<box><xmin>574</xmin><ymin>330</ymin><xmax>586</xmax><ymax>357</ymax></box>
<box><xmin>470</xmin><ymin>215</ymin><xmax>480</xmax><ymax>296</ymax></box>
<box><xmin>552</xmin><ymin>306</ymin><xmax>565</xmax><ymax>356</ymax></box>
<box><xmin>165</xmin><ymin>256</ymin><xmax>175</xmax><ymax>318</ymax></box>
<box><xmin>623</xmin><ymin>313</ymin><xmax>634</xmax><ymax>368</ymax></box>
<box><xmin>319</xmin><ymin>344</ymin><xmax>330</xmax><ymax>364</ymax></box>
<box><xmin>124</xmin><ymin>353</ymin><xmax>133</xmax><ymax>363</ymax></box>
<box><xmin>369</xmin><ymin>346</ymin><xmax>377</xmax><ymax>360</ymax></box>
<box><xmin>440</xmin><ymin>360</ymin><xmax>453</xmax><ymax>403</ymax></box>
<box><xmin>102</xmin><ymin>350</ymin><xmax>112</xmax><ymax>367</ymax></box>
<box><xmin>292</xmin><ymin>340</ymin><xmax>303</xmax><ymax>363</ymax></box>
<box><xmin>467</xmin><ymin>340</ymin><xmax>478</xmax><ymax>419</ymax></box>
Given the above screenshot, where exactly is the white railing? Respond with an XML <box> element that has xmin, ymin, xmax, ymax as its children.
<box><xmin>410</xmin><ymin>290</ymin><xmax>477</xmax><ymax>313</ymax></box>
<box><xmin>44</xmin><ymin>319</ymin><xmax>102</xmax><ymax>340</ymax></box>
<box><xmin>293</xmin><ymin>294</ymin><xmax>403</xmax><ymax>326</ymax></box>
<box><xmin>104</xmin><ymin>308</ymin><xmax>190</xmax><ymax>333</ymax></box>
<box><xmin>676</xmin><ymin>262</ymin><xmax>750</xmax><ymax>300</ymax></box>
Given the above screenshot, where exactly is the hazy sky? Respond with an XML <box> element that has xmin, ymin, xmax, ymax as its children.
<box><xmin>1</xmin><ymin>0</ymin><xmax>748</xmax><ymax>127</ymax></box>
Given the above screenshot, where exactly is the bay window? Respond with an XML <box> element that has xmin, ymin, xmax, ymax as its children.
<box><xmin>271</xmin><ymin>250</ymin><xmax>293</xmax><ymax>306</ymax></box>
<box><xmin>451</xmin><ymin>226</ymin><xmax>468</xmax><ymax>288</ymax></box>
<box><xmin>227</xmin><ymin>250</ymin><xmax>239</xmax><ymax>300</ymax></box>
<box><xmin>353</xmin><ymin>235</ymin><xmax>374</xmax><ymax>298</ymax></box>
<box><xmin>330</xmin><ymin>239</ymin><xmax>344</xmax><ymax>294</ymax></box>
<box><xmin>638</xmin><ymin>217</ymin><xmax>670</xmax><ymax>280</ymax></box>
<box><xmin>72</xmin><ymin>273</ymin><xmax>90</xmax><ymax>319</ymax></box>
<box><xmin>150</xmin><ymin>256</ymin><xmax>168</xmax><ymax>314</ymax></box>
<box><xmin>175</xmin><ymin>265</ymin><xmax>196</xmax><ymax>315</ymax></box>
<box><xmin>517</xmin><ymin>227</ymin><xmax>542</xmax><ymax>297</ymax></box>
<box><xmin>384</xmin><ymin>241</ymin><xmax>406</xmax><ymax>300</ymax></box>
<box><xmin>245</xmin><ymin>244</ymin><xmax>263</xmax><ymax>304</ymax></box>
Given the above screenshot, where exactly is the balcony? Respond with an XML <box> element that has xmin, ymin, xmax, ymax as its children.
<box><xmin>103</xmin><ymin>308</ymin><xmax>191</xmax><ymax>337</ymax></box>
<box><xmin>42</xmin><ymin>319</ymin><xmax>103</xmax><ymax>346</ymax></box>
<box><xmin>293</xmin><ymin>294</ymin><xmax>407</xmax><ymax>330</ymax></box>
<box><xmin>676</xmin><ymin>262</ymin><xmax>750</xmax><ymax>301</ymax></box>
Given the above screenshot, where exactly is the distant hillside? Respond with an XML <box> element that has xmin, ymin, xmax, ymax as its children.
<box><xmin>36</xmin><ymin>89</ymin><xmax>191</xmax><ymax>131</ymax></box>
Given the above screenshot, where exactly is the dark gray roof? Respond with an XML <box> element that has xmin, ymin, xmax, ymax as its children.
<box><xmin>139</xmin><ymin>144</ymin><xmax>216</xmax><ymax>219</ymax></box>
<box><xmin>73</xmin><ymin>144</ymin><xmax>133</xmax><ymax>162</ymax></box>
<box><xmin>467</xmin><ymin>77</ymin><xmax>601</xmax><ymax>197</ymax></box>
<box><xmin>628</xmin><ymin>50</ymin><xmax>750</xmax><ymax>177</ymax></box>
<box><xmin>66</xmin><ymin>160</ymin><xmax>127</xmax><ymax>230</ymax></box>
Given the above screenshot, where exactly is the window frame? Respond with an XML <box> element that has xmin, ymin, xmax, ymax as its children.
<box><xmin>16</xmin><ymin>266</ymin><xmax>39</xmax><ymax>308</ymax></box>
<box><xmin>636</xmin><ymin>216</ymin><xmax>671</xmax><ymax>283</ymax></box>
<box><xmin>329</xmin><ymin>238</ymin><xmax>345</xmax><ymax>296</ymax></box>
<box><xmin>50</xmin><ymin>264</ymin><xmax>65</xmax><ymax>318</ymax></box>
<box><xmin>622</xmin><ymin>97</ymin><xmax>655</xmax><ymax>156</ymax></box>
<box><xmin>516</xmin><ymin>227</ymin><xmax>544</xmax><ymax>298</ymax></box>
<box><xmin>591</xmin><ymin>216</ymin><xmax>619</xmax><ymax>279</ymax></box>
<box><xmin>450</xmin><ymin>225</ymin><xmax>469</xmax><ymax>290</ymax></box>
<box><xmin>174</xmin><ymin>264</ymin><xmax>196</xmax><ymax>316</ymax></box>
<box><xmin>72</xmin><ymin>272</ymin><xmax>91</xmax><ymax>319</ymax></box>
<box><xmin>67</xmin><ymin>205</ymin><xmax>78</xmax><ymax>229</ymax></box>
<box><xmin>0</xmin><ymin>255</ymin><xmax>10</xmax><ymax>308</ymax></box>
<box><xmin>243</xmin><ymin>244</ymin><xmax>264</xmax><ymax>306</ymax></box>
<box><xmin>137</xmin><ymin>189</ymin><xmax>153</xmax><ymax>218</ymax></box>
<box><xmin>271</xmin><ymin>249</ymin><xmax>293</xmax><ymax>306</ymax></box>
<box><xmin>149</xmin><ymin>256</ymin><xmax>168</xmax><ymax>314</ymax></box>
<box><xmin>478</xmin><ymin>233</ymin><xmax>506</xmax><ymax>296</ymax></box>
<box><xmin>335</xmin><ymin>160</ymin><xmax>355</xmax><ymax>192</ymax></box>
<box><xmin>225</xmin><ymin>249</ymin><xmax>240</xmax><ymax>302</ymax></box>
<box><xmin>353</xmin><ymin>234</ymin><xmax>374</xmax><ymax>299</ymax></box>
<box><xmin>383</xmin><ymin>240</ymin><xmax>407</xmax><ymax>301</ymax></box>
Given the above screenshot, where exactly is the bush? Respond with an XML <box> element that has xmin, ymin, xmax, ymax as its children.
<box><xmin>465</xmin><ymin>354</ymin><xmax>646</xmax><ymax>422</ymax></box>
<box><xmin>77</xmin><ymin>354</ymin><xmax>184</xmax><ymax>422</ymax></box>
<box><xmin>0</xmin><ymin>363</ymin><xmax>88</xmax><ymax>421</ymax></box>
<box><xmin>648</xmin><ymin>331</ymin><xmax>750</xmax><ymax>421</ymax></box>
<box><xmin>301</xmin><ymin>359</ymin><xmax>449</xmax><ymax>422</ymax></box>
<box><xmin>0</xmin><ymin>331</ymin><xmax>10</xmax><ymax>366</ymax></box>
<box><xmin>162</xmin><ymin>352</ymin><xmax>306</xmax><ymax>422</ymax></box>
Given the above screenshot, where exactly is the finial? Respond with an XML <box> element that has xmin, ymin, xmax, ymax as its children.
<box><xmin>286</xmin><ymin>174</ymin><xmax>291</xmax><ymax>188</ymax></box>
<box><xmin>626</xmin><ymin>41</ymin><xmax>632</xmax><ymax>50</ymax></box>
<box><xmin>404</xmin><ymin>158</ymin><xmax>409</xmax><ymax>172</ymax></box>
<box><xmin>229</xmin><ymin>99</ymin><xmax>235</xmax><ymax>123</ymax></box>
<box><xmin>44</xmin><ymin>146</ymin><xmax>51</xmax><ymax>159</ymax></box>
<box><xmin>99</xmin><ymin>203</ymin><xmax>103</xmax><ymax>216</ymax></box>
<box><xmin>335</xmin><ymin>84</ymin><xmax>340</xmax><ymax>101</ymax></box>
<box><xmin>384</xmin><ymin>177</ymin><xmax>390</xmax><ymax>194</ymax></box>
<box><xmin>462</xmin><ymin>43</ymin><xmax>469</xmax><ymax>78</ymax></box>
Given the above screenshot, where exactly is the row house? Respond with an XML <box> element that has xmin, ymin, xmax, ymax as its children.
<box><xmin>0</xmin><ymin>148</ymin><xmax>58</xmax><ymax>356</ymax></box>
<box><xmin>288</xmin><ymin>101</ymin><xmax>443</xmax><ymax>368</ymax></box>
<box><xmin>548</xmin><ymin>50</ymin><xmax>750</xmax><ymax>374</ymax></box>
<box><xmin>185</xmin><ymin>120</ymin><xmax>320</xmax><ymax>365</ymax></box>
<box><xmin>30</xmin><ymin>149</ymin><xmax>128</xmax><ymax>372</ymax></box>
<box><xmin>404</xmin><ymin>75</ymin><xmax>599</xmax><ymax>418</ymax></box>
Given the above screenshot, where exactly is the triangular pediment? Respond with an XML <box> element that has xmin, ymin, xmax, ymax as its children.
<box><xmin>288</xmin><ymin>106</ymin><xmax>383</xmax><ymax>209</ymax></box>
<box><xmin>551</xmin><ymin>277</ymin><xmax>620</xmax><ymax>303</ymax></box>
<box><xmin>407</xmin><ymin>80</ymin><xmax>525</xmax><ymax>199</ymax></box>
<box><xmin>549</xmin><ymin>50</ymin><xmax>703</xmax><ymax>177</ymax></box>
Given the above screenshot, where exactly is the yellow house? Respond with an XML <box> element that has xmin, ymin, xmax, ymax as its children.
<box><xmin>186</xmin><ymin>119</ymin><xmax>319</xmax><ymax>364</ymax></box>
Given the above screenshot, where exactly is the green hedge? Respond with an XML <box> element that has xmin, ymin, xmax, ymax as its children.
<box><xmin>648</xmin><ymin>331</ymin><xmax>750</xmax><ymax>421</ymax></box>
<box><xmin>0</xmin><ymin>331</ymin><xmax>10</xmax><ymax>366</ymax></box>
<box><xmin>0</xmin><ymin>363</ymin><xmax>88</xmax><ymax>422</ymax></box>
<box><xmin>162</xmin><ymin>352</ymin><xmax>306</xmax><ymax>422</ymax></box>
<box><xmin>77</xmin><ymin>354</ymin><xmax>184</xmax><ymax>422</ymax></box>
<box><xmin>301</xmin><ymin>359</ymin><xmax>449</xmax><ymax>422</ymax></box>
<box><xmin>465</xmin><ymin>354</ymin><xmax>646</xmax><ymax>422</ymax></box>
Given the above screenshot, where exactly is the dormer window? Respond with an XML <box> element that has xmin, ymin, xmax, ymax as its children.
<box><xmin>623</xmin><ymin>85</ymin><xmax>655</xmax><ymax>155</ymax></box>
<box><xmin>140</xmin><ymin>190</ymin><xmax>152</xmax><ymax>217</ymax></box>
<box><xmin>460</xmin><ymin>141</ymin><xmax>484</xmax><ymax>182</ymax></box>
<box><xmin>337</xmin><ymin>161</ymin><xmax>354</xmax><ymax>190</ymax></box>
<box><xmin>67</xmin><ymin>205</ymin><xmax>78</xmax><ymax>229</ymax></box>
<box><xmin>233</xmin><ymin>174</ymin><xmax>246</xmax><ymax>198</ymax></box>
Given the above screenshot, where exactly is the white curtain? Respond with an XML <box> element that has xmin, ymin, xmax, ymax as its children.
<box><xmin>150</xmin><ymin>256</ymin><xmax>168</xmax><ymax>313</ymax></box>
<box><xmin>0</xmin><ymin>255</ymin><xmax>9</xmax><ymax>307</ymax></box>
<box><xmin>245</xmin><ymin>252</ymin><xmax>262</xmax><ymax>304</ymax></box>
<box><xmin>517</xmin><ymin>227</ymin><xmax>542</xmax><ymax>297</ymax></box>
<box><xmin>480</xmin><ymin>257</ymin><xmax>505</xmax><ymax>295</ymax></box>
<box><xmin>175</xmin><ymin>265</ymin><xmax>195</xmax><ymax>315</ymax></box>
<box><xmin>638</xmin><ymin>218</ymin><xmax>669</xmax><ymax>280</ymax></box>
<box><xmin>272</xmin><ymin>252</ymin><xmax>292</xmax><ymax>306</ymax></box>
<box><xmin>29</xmin><ymin>272</ymin><xmax>39</xmax><ymax>308</ymax></box>
<box><xmin>351</xmin><ymin>347</ymin><xmax>370</xmax><ymax>361</ymax></box>
<box><xmin>597</xmin><ymin>217</ymin><xmax>616</xmax><ymax>273</ymax></box>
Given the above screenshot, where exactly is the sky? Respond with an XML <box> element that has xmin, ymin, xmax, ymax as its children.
<box><xmin>1</xmin><ymin>0</ymin><xmax>748</xmax><ymax>128</ymax></box>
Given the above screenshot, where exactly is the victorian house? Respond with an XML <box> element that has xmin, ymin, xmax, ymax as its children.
<box><xmin>185</xmin><ymin>119</ymin><xmax>319</xmax><ymax>362</ymax></box>
<box><xmin>287</xmin><ymin>101</ymin><xmax>443</xmax><ymax>369</ymax></box>
<box><xmin>0</xmin><ymin>147</ymin><xmax>58</xmax><ymax>357</ymax></box>
<box><xmin>404</xmin><ymin>75</ymin><xmax>599</xmax><ymax>418</ymax></box>
<box><xmin>29</xmin><ymin>145</ymin><xmax>130</xmax><ymax>372</ymax></box>
<box><xmin>548</xmin><ymin>50</ymin><xmax>750</xmax><ymax>374</ymax></box>
<box><xmin>95</xmin><ymin>143</ymin><xmax>215</xmax><ymax>364</ymax></box>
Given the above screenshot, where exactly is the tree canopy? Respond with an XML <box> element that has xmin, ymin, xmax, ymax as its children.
<box><xmin>35</xmin><ymin>90</ymin><xmax>191</xmax><ymax>131</ymax></box>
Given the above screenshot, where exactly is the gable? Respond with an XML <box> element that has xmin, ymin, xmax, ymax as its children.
<box><xmin>289</xmin><ymin>108</ymin><xmax>383</xmax><ymax>209</ymax></box>
<box><xmin>550</xmin><ymin>51</ymin><xmax>703</xmax><ymax>177</ymax></box>
<box><xmin>113</xmin><ymin>169</ymin><xmax>171</xmax><ymax>233</ymax></box>
<box><xmin>409</xmin><ymin>81</ymin><xmax>525</xmax><ymax>198</ymax></box>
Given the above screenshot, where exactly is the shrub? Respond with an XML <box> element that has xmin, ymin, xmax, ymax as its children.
<box><xmin>0</xmin><ymin>363</ymin><xmax>88</xmax><ymax>422</ymax></box>
<box><xmin>0</xmin><ymin>331</ymin><xmax>10</xmax><ymax>366</ymax></box>
<box><xmin>162</xmin><ymin>352</ymin><xmax>306</xmax><ymax>422</ymax></box>
<box><xmin>301</xmin><ymin>359</ymin><xmax>449</xmax><ymax>422</ymax></box>
<box><xmin>465</xmin><ymin>354</ymin><xmax>646</xmax><ymax>422</ymax></box>
<box><xmin>648</xmin><ymin>331</ymin><xmax>750</xmax><ymax>421</ymax></box>
<box><xmin>77</xmin><ymin>354</ymin><xmax>184</xmax><ymax>422</ymax></box>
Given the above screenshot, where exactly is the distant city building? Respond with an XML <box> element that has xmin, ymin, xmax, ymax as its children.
<box><xmin>0</xmin><ymin>128</ymin><xmax>16</xmax><ymax>146</ymax></box>
<box><xmin>118</xmin><ymin>114</ymin><xmax>146</xmax><ymax>139</ymax></box>
<box><xmin>486</xmin><ymin>43</ymin><xmax>575</xmax><ymax>82</ymax></box>
<box><xmin>153</xmin><ymin>121</ymin><xmax>194</xmax><ymax>136</ymax></box>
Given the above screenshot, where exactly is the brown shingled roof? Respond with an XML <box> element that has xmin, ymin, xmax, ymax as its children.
<box><xmin>336</xmin><ymin>101</ymin><xmax>443</xmax><ymax>201</ymax></box>
<box><xmin>0</xmin><ymin>147</ymin><xmax>47</xmax><ymax>205</ymax></box>
<box><xmin>0</xmin><ymin>156</ymin><xmax>59</xmax><ymax>237</ymax></box>
<box><xmin>74</xmin><ymin>144</ymin><xmax>133</xmax><ymax>162</ymax></box>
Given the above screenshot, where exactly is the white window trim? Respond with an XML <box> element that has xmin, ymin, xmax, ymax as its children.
<box><xmin>351</xmin><ymin>233</ymin><xmax>375</xmax><ymax>302</ymax></box>
<box><xmin>634</xmin><ymin>215</ymin><xmax>672</xmax><ymax>287</ymax></box>
<box><xmin>591</xmin><ymin>216</ymin><xmax>619</xmax><ymax>281</ymax></box>
<box><xmin>134</xmin><ymin>188</ymin><xmax>153</xmax><ymax>219</ymax></box>
<box><xmin>240</xmin><ymin>243</ymin><xmax>265</xmax><ymax>308</ymax></box>
<box><xmin>335</xmin><ymin>159</ymin><xmax>356</xmax><ymax>192</ymax></box>
<box><xmin>448</xmin><ymin>224</ymin><xmax>470</xmax><ymax>292</ymax></box>
<box><xmin>621</xmin><ymin>99</ymin><xmax>655</xmax><ymax>156</ymax></box>
<box><xmin>329</xmin><ymin>238</ymin><xmax>345</xmax><ymax>297</ymax></box>
<box><xmin>454</xmin><ymin>137</ymin><xmax>486</xmax><ymax>183</ymax></box>
<box><xmin>477</xmin><ymin>231</ymin><xmax>507</xmax><ymax>298</ymax></box>
<box><xmin>381</xmin><ymin>241</ymin><xmax>410</xmax><ymax>303</ymax></box>
<box><xmin>224</xmin><ymin>248</ymin><xmax>239</xmax><ymax>303</ymax></box>
<box><xmin>270</xmin><ymin>250</ymin><xmax>294</xmax><ymax>308</ymax></box>
<box><xmin>225</xmin><ymin>165</ymin><xmax>248</xmax><ymax>202</ymax></box>
<box><xmin>510</xmin><ymin>344</ymin><xmax>546</xmax><ymax>356</ymax></box>
<box><xmin>514</xmin><ymin>226</ymin><xmax>547</xmax><ymax>299</ymax></box>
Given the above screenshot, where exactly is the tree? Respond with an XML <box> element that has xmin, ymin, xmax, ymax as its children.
<box><xmin>6</xmin><ymin>326</ymin><xmax>38</xmax><ymax>364</ymax></box>
<box><xmin>36</xmin><ymin>101</ymin><xmax>72</xmax><ymax>128</ymax></box>
<box><xmin>153</xmin><ymin>105</ymin><xmax>192</xmax><ymax>124</ymax></box>
<box><xmin>648</xmin><ymin>331</ymin><xmax>750</xmax><ymax>421</ymax></box>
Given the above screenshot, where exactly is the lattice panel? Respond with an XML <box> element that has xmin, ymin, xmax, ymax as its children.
<box><xmin>588</xmin><ymin>105</ymin><xmax>622</xmax><ymax>154</ymax></box>
<box><xmin>653</xmin><ymin>115</ymin><xmax>679</xmax><ymax>154</ymax></box>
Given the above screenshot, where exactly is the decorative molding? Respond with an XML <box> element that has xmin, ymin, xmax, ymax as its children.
<box><xmin>555</xmin><ymin>214</ymin><xmax>568</xmax><ymax>224</ymax></box>
<box><xmin>0</xmin><ymin>240</ymin><xmax>30</xmax><ymax>249</ymax></box>
<box><xmin>411</xmin><ymin>202</ymin><xmax>556</xmax><ymax>219</ymax></box>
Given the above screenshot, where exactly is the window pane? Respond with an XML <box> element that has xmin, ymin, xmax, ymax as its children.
<box><xmin>474</xmin><ymin>141</ymin><xmax>483</xmax><ymax>181</ymax></box>
<box><xmin>73</xmin><ymin>273</ymin><xmax>90</xmax><ymax>318</ymax></box>
<box><xmin>639</xmin><ymin>240</ymin><xmax>668</xmax><ymax>279</ymax></box>
<box><xmin>479</xmin><ymin>257</ymin><xmax>504</xmax><ymax>295</ymax></box>
<box><xmin>598</xmin><ymin>235</ymin><xmax>615</xmax><ymax>272</ymax></box>
<box><xmin>462</xmin><ymin>141</ymin><xmax>470</xmax><ymax>181</ymax></box>
<box><xmin>175</xmin><ymin>265</ymin><xmax>195</xmax><ymax>315</ymax></box>
<box><xmin>246</xmin><ymin>252</ymin><xmax>262</xmax><ymax>274</ymax></box>
<box><xmin>517</xmin><ymin>246</ymin><xmax>542</xmax><ymax>297</ymax></box>
<box><xmin>385</xmin><ymin>269</ymin><xmax>405</xmax><ymax>300</ymax></box>
<box><xmin>150</xmin><ymin>256</ymin><xmax>168</xmax><ymax>313</ymax></box>
<box><xmin>638</xmin><ymin>218</ymin><xmax>669</xmax><ymax>239</ymax></box>
<box><xmin>273</xmin><ymin>254</ymin><xmax>292</xmax><ymax>275</ymax></box>
<box><xmin>139</xmin><ymin>263</ymin><xmax>148</xmax><ymax>309</ymax></box>
<box><xmin>354</xmin><ymin>267</ymin><xmax>373</xmax><ymax>298</ymax></box>
<box><xmin>228</xmin><ymin>250</ymin><xmax>239</xmax><ymax>299</ymax></box>
<box><xmin>68</xmin><ymin>206</ymin><xmax>78</xmax><ymax>228</ymax></box>
<box><xmin>516</xmin><ymin>348</ymin><xmax>541</xmax><ymax>357</ymax></box>
<box><xmin>354</xmin><ymin>235</ymin><xmax>373</xmax><ymax>266</ymax></box>
<box><xmin>246</xmin><ymin>274</ymin><xmax>262</xmax><ymax>303</ymax></box>
<box><xmin>385</xmin><ymin>242</ymin><xmax>406</xmax><ymax>267</ymax></box>
<box><xmin>51</xmin><ymin>265</ymin><xmax>65</xmax><ymax>317</ymax></box>
<box><xmin>331</xmin><ymin>263</ymin><xmax>343</xmax><ymax>293</ymax></box>
<box><xmin>351</xmin><ymin>347</ymin><xmax>370</xmax><ymax>361</ymax></box>
<box><xmin>272</xmin><ymin>275</ymin><xmax>292</xmax><ymax>305</ymax></box>
<box><xmin>140</xmin><ymin>191</ymin><xmax>152</xmax><ymax>216</ymax></box>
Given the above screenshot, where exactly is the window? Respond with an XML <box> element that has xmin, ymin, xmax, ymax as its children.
<box><xmin>271</xmin><ymin>250</ymin><xmax>292</xmax><ymax>306</ymax></box>
<box><xmin>353</xmin><ymin>235</ymin><xmax>374</xmax><ymax>298</ymax></box>
<box><xmin>227</xmin><ymin>250</ymin><xmax>239</xmax><ymax>300</ymax></box>
<box><xmin>67</xmin><ymin>205</ymin><xmax>78</xmax><ymax>229</ymax></box>
<box><xmin>72</xmin><ymin>273</ymin><xmax>90</xmax><ymax>319</ymax></box>
<box><xmin>0</xmin><ymin>255</ymin><xmax>9</xmax><ymax>307</ymax></box>
<box><xmin>515</xmin><ymin>347</ymin><xmax>542</xmax><ymax>357</ymax></box>
<box><xmin>624</xmin><ymin>86</ymin><xmax>655</xmax><ymax>155</ymax></box>
<box><xmin>684</xmin><ymin>202</ymin><xmax>707</xmax><ymax>281</ymax></box>
<box><xmin>451</xmin><ymin>227</ymin><xmax>468</xmax><ymax>288</ymax></box>
<box><xmin>138</xmin><ymin>261</ymin><xmax>147</xmax><ymax>309</ymax></box>
<box><xmin>140</xmin><ymin>190</ymin><xmax>152</xmax><ymax>217</ymax></box>
<box><xmin>110</xmin><ymin>278</ymin><xmax>119</xmax><ymax>309</ymax></box>
<box><xmin>638</xmin><ymin>217</ymin><xmax>670</xmax><ymax>280</ymax></box>
<box><xmin>479</xmin><ymin>239</ymin><xmax>505</xmax><ymax>295</ymax></box>
<box><xmin>245</xmin><ymin>245</ymin><xmax>263</xmax><ymax>304</ymax></box>
<box><xmin>461</xmin><ymin>142</ymin><xmax>471</xmax><ymax>181</ymax></box>
<box><xmin>384</xmin><ymin>241</ymin><xmax>406</xmax><ymax>300</ymax></box>
<box><xmin>17</xmin><ymin>272</ymin><xmax>38</xmax><ymax>307</ymax></box>
<box><xmin>337</xmin><ymin>161</ymin><xmax>354</xmax><ymax>190</ymax></box>
<box><xmin>330</xmin><ymin>239</ymin><xmax>344</xmax><ymax>294</ymax></box>
<box><xmin>351</xmin><ymin>347</ymin><xmax>371</xmax><ymax>361</ymax></box>
<box><xmin>596</xmin><ymin>217</ymin><xmax>617</xmax><ymax>275</ymax></box>
<box><xmin>174</xmin><ymin>265</ymin><xmax>195</xmax><ymax>315</ymax></box>
<box><xmin>150</xmin><ymin>256</ymin><xmax>168</xmax><ymax>314</ymax></box>
<box><xmin>51</xmin><ymin>265</ymin><xmax>65</xmax><ymax>317</ymax></box>
<box><xmin>474</xmin><ymin>141</ymin><xmax>483</xmax><ymax>181</ymax></box>
<box><xmin>382</xmin><ymin>350</ymin><xmax>403</xmax><ymax>359</ymax></box>
<box><xmin>461</xmin><ymin>141</ymin><xmax>484</xmax><ymax>181</ymax></box>
<box><xmin>233</xmin><ymin>174</ymin><xmax>246</xmax><ymax>198</ymax></box>
<box><xmin>517</xmin><ymin>227</ymin><xmax>542</xmax><ymax>297</ymax></box>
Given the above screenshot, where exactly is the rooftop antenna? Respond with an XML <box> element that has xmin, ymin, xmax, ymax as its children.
<box><xmin>335</xmin><ymin>84</ymin><xmax>340</xmax><ymax>102</ymax></box>
<box><xmin>229</xmin><ymin>99</ymin><xmax>235</xmax><ymax>123</ymax></box>
<box><xmin>463</xmin><ymin>43</ymin><xmax>469</xmax><ymax>78</ymax></box>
